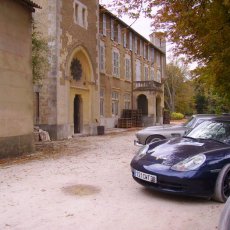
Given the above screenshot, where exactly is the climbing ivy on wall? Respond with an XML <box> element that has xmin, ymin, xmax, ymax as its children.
<box><xmin>32</xmin><ymin>23</ymin><xmax>49</xmax><ymax>85</ymax></box>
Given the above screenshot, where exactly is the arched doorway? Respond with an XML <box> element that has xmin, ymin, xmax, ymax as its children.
<box><xmin>74</xmin><ymin>95</ymin><xmax>81</xmax><ymax>133</ymax></box>
<box><xmin>156</xmin><ymin>97</ymin><xmax>161</xmax><ymax>123</ymax></box>
<box><xmin>66</xmin><ymin>45</ymin><xmax>95</xmax><ymax>135</ymax></box>
<box><xmin>137</xmin><ymin>94</ymin><xmax>148</xmax><ymax>115</ymax></box>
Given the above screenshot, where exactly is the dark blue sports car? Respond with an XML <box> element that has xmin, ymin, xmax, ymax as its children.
<box><xmin>131</xmin><ymin>116</ymin><xmax>230</xmax><ymax>202</ymax></box>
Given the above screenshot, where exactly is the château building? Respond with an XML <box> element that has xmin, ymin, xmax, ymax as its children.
<box><xmin>33</xmin><ymin>0</ymin><xmax>166</xmax><ymax>140</ymax></box>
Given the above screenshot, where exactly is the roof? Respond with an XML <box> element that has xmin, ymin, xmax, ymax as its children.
<box><xmin>17</xmin><ymin>0</ymin><xmax>41</xmax><ymax>12</ymax></box>
<box><xmin>99</xmin><ymin>5</ymin><xmax>165</xmax><ymax>54</ymax></box>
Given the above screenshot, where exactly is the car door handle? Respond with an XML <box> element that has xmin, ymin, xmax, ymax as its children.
<box><xmin>171</xmin><ymin>133</ymin><xmax>181</xmax><ymax>137</ymax></box>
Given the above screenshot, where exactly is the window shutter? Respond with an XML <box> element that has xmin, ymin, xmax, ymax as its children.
<box><xmin>111</xmin><ymin>19</ymin><xmax>114</xmax><ymax>40</ymax></box>
<box><xmin>103</xmin><ymin>14</ymin><xmax>106</xmax><ymax>36</ymax></box>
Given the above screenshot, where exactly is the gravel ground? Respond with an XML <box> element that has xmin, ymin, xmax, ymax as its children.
<box><xmin>0</xmin><ymin>130</ymin><xmax>224</xmax><ymax>230</ymax></box>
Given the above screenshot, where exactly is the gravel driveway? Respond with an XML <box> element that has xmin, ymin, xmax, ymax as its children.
<box><xmin>0</xmin><ymin>130</ymin><xmax>223</xmax><ymax>230</ymax></box>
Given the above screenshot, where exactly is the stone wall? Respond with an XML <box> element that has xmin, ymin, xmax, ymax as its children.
<box><xmin>0</xmin><ymin>0</ymin><xmax>34</xmax><ymax>157</ymax></box>
<box><xmin>33</xmin><ymin>0</ymin><xmax>100</xmax><ymax>139</ymax></box>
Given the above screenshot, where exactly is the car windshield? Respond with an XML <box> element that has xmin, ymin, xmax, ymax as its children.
<box><xmin>187</xmin><ymin>120</ymin><xmax>230</xmax><ymax>144</ymax></box>
<box><xmin>184</xmin><ymin>116</ymin><xmax>196</xmax><ymax>128</ymax></box>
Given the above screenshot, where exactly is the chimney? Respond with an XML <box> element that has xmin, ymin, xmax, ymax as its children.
<box><xmin>149</xmin><ymin>32</ymin><xmax>166</xmax><ymax>53</ymax></box>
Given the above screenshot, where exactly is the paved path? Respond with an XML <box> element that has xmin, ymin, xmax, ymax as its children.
<box><xmin>0</xmin><ymin>131</ymin><xmax>223</xmax><ymax>230</ymax></box>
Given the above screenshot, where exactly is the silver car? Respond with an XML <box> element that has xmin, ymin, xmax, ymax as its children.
<box><xmin>135</xmin><ymin>114</ymin><xmax>217</xmax><ymax>145</ymax></box>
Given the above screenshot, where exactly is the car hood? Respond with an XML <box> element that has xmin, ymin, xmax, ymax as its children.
<box><xmin>138</xmin><ymin>124</ymin><xmax>185</xmax><ymax>133</ymax></box>
<box><xmin>145</xmin><ymin>137</ymin><xmax>228</xmax><ymax>166</ymax></box>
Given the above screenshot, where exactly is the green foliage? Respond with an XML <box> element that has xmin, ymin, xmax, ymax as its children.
<box><xmin>170</xmin><ymin>112</ymin><xmax>184</xmax><ymax>120</ymax></box>
<box><xmin>109</xmin><ymin>0</ymin><xmax>230</xmax><ymax>104</ymax></box>
<box><xmin>193</xmin><ymin>77</ymin><xmax>230</xmax><ymax>114</ymax></box>
<box><xmin>32</xmin><ymin>24</ymin><xmax>49</xmax><ymax>84</ymax></box>
<box><xmin>164</xmin><ymin>58</ymin><xmax>195</xmax><ymax>115</ymax></box>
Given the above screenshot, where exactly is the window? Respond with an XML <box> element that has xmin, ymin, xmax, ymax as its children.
<box><xmin>123</xmin><ymin>32</ymin><xmax>127</xmax><ymax>48</ymax></box>
<box><xmin>111</xmin><ymin>19</ymin><xmax>114</xmax><ymax>40</ymax></box>
<box><xmin>112</xmin><ymin>49</ymin><xmax>120</xmax><ymax>77</ymax></box>
<box><xmin>103</xmin><ymin>14</ymin><xmax>106</xmax><ymax>36</ymax></box>
<box><xmin>100</xmin><ymin>89</ymin><xmax>105</xmax><ymax>116</ymax></box>
<box><xmin>157</xmin><ymin>70</ymin><xmax>161</xmax><ymax>82</ymax></box>
<box><xmin>124</xmin><ymin>93</ymin><xmax>131</xmax><ymax>109</ymax></box>
<box><xmin>99</xmin><ymin>41</ymin><xmax>105</xmax><ymax>72</ymax></box>
<box><xmin>150</xmin><ymin>47</ymin><xmax>154</xmax><ymax>63</ymax></box>
<box><xmin>136</xmin><ymin>60</ymin><xmax>141</xmax><ymax>81</ymax></box>
<box><xmin>118</xmin><ymin>24</ymin><xmax>121</xmax><ymax>44</ymax></box>
<box><xmin>144</xmin><ymin>65</ymin><xmax>149</xmax><ymax>80</ymax></box>
<box><xmin>75</xmin><ymin>4</ymin><xmax>79</xmax><ymax>22</ymax></box>
<box><xmin>112</xmin><ymin>91</ymin><xmax>119</xmax><ymax>116</ymax></box>
<box><xmin>114</xmin><ymin>23</ymin><xmax>118</xmax><ymax>42</ymax></box>
<box><xmin>150</xmin><ymin>67</ymin><xmax>154</xmax><ymax>80</ymax></box>
<box><xmin>144</xmin><ymin>44</ymin><xmax>148</xmax><ymax>59</ymax></box>
<box><xmin>82</xmin><ymin>8</ymin><xmax>86</xmax><ymax>25</ymax></box>
<box><xmin>148</xmin><ymin>46</ymin><xmax>150</xmax><ymax>61</ymax></box>
<box><xmin>74</xmin><ymin>1</ymin><xmax>88</xmax><ymax>29</ymax></box>
<box><xmin>134</xmin><ymin>36</ymin><xmax>138</xmax><ymax>54</ymax></box>
<box><xmin>156</xmin><ymin>52</ymin><xmax>161</xmax><ymax>68</ymax></box>
<box><xmin>140</xmin><ymin>40</ymin><xmax>143</xmax><ymax>57</ymax></box>
<box><xmin>125</xmin><ymin>56</ymin><xmax>131</xmax><ymax>81</ymax></box>
<box><xmin>129</xmin><ymin>32</ymin><xmax>132</xmax><ymax>50</ymax></box>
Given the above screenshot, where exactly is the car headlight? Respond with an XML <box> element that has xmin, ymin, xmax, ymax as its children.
<box><xmin>171</xmin><ymin>154</ymin><xmax>206</xmax><ymax>171</ymax></box>
<box><xmin>135</xmin><ymin>145</ymin><xmax>149</xmax><ymax>160</ymax></box>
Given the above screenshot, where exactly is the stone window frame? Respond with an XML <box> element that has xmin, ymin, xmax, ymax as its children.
<box><xmin>111</xmin><ymin>18</ymin><xmax>114</xmax><ymax>40</ymax></box>
<box><xmin>99</xmin><ymin>41</ymin><xmax>105</xmax><ymax>73</ymax></box>
<box><xmin>125</xmin><ymin>54</ymin><xmax>131</xmax><ymax>81</ymax></box>
<box><xmin>112</xmin><ymin>48</ymin><xmax>120</xmax><ymax>78</ymax></box>
<box><xmin>129</xmin><ymin>32</ymin><xmax>132</xmax><ymax>51</ymax></box>
<box><xmin>112</xmin><ymin>91</ymin><xmax>119</xmax><ymax>116</ymax></box>
<box><xmin>150</xmin><ymin>67</ymin><xmax>154</xmax><ymax>80</ymax></box>
<box><xmin>100</xmin><ymin>88</ymin><xmax>105</xmax><ymax>116</ymax></box>
<box><xmin>144</xmin><ymin>64</ymin><xmax>149</xmax><ymax>80</ymax></box>
<box><xmin>74</xmin><ymin>0</ymin><xmax>88</xmax><ymax>29</ymax></box>
<box><xmin>157</xmin><ymin>69</ymin><xmax>161</xmax><ymax>83</ymax></box>
<box><xmin>135</xmin><ymin>59</ymin><xmax>141</xmax><ymax>81</ymax></box>
<box><xmin>123</xmin><ymin>32</ymin><xmax>127</xmax><ymax>48</ymax></box>
<box><xmin>103</xmin><ymin>14</ymin><xmax>106</xmax><ymax>36</ymax></box>
<box><xmin>124</xmin><ymin>93</ymin><xmax>131</xmax><ymax>109</ymax></box>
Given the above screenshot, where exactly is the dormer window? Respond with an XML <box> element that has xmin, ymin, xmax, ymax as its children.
<box><xmin>74</xmin><ymin>0</ymin><xmax>88</xmax><ymax>29</ymax></box>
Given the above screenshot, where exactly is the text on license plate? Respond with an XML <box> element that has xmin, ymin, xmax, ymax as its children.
<box><xmin>133</xmin><ymin>170</ymin><xmax>157</xmax><ymax>183</ymax></box>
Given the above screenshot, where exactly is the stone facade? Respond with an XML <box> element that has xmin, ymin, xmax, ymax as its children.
<box><xmin>33</xmin><ymin>0</ymin><xmax>99</xmax><ymax>139</ymax></box>
<box><xmin>99</xmin><ymin>6</ymin><xmax>165</xmax><ymax>128</ymax></box>
<box><xmin>0</xmin><ymin>0</ymin><xmax>37</xmax><ymax>158</ymax></box>
<box><xmin>33</xmin><ymin>0</ymin><xmax>165</xmax><ymax>140</ymax></box>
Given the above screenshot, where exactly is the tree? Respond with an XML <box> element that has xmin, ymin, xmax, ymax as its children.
<box><xmin>194</xmin><ymin>77</ymin><xmax>230</xmax><ymax>114</ymax></box>
<box><xmin>32</xmin><ymin>23</ymin><xmax>49</xmax><ymax>85</ymax></box>
<box><xmin>164</xmin><ymin>59</ymin><xmax>195</xmax><ymax>115</ymax></box>
<box><xmin>108</xmin><ymin>0</ymin><xmax>230</xmax><ymax>104</ymax></box>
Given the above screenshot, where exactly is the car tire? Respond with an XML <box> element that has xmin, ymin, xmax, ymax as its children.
<box><xmin>213</xmin><ymin>164</ymin><xmax>230</xmax><ymax>203</ymax></box>
<box><xmin>145</xmin><ymin>135</ymin><xmax>165</xmax><ymax>144</ymax></box>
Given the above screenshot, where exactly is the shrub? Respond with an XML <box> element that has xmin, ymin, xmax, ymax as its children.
<box><xmin>171</xmin><ymin>112</ymin><xmax>184</xmax><ymax>120</ymax></box>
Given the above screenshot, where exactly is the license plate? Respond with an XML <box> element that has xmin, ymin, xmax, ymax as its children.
<box><xmin>133</xmin><ymin>169</ymin><xmax>157</xmax><ymax>183</ymax></box>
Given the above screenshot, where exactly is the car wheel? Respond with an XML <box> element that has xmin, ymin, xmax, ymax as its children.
<box><xmin>213</xmin><ymin>164</ymin><xmax>230</xmax><ymax>203</ymax></box>
<box><xmin>145</xmin><ymin>135</ymin><xmax>165</xmax><ymax>144</ymax></box>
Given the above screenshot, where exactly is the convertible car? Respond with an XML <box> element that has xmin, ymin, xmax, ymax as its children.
<box><xmin>131</xmin><ymin>116</ymin><xmax>230</xmax><ymax>202</ymax></box>
<box><xmin>135</xmin><ymin>114</ymin><xmax>217</xmax><ymax>145</ymax></box>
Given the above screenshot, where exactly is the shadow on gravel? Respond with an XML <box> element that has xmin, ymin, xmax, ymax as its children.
<box><xmin>141</xmin><ymin>187</ymin><xmax>215</xmax><ymax>204</ymax></box>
